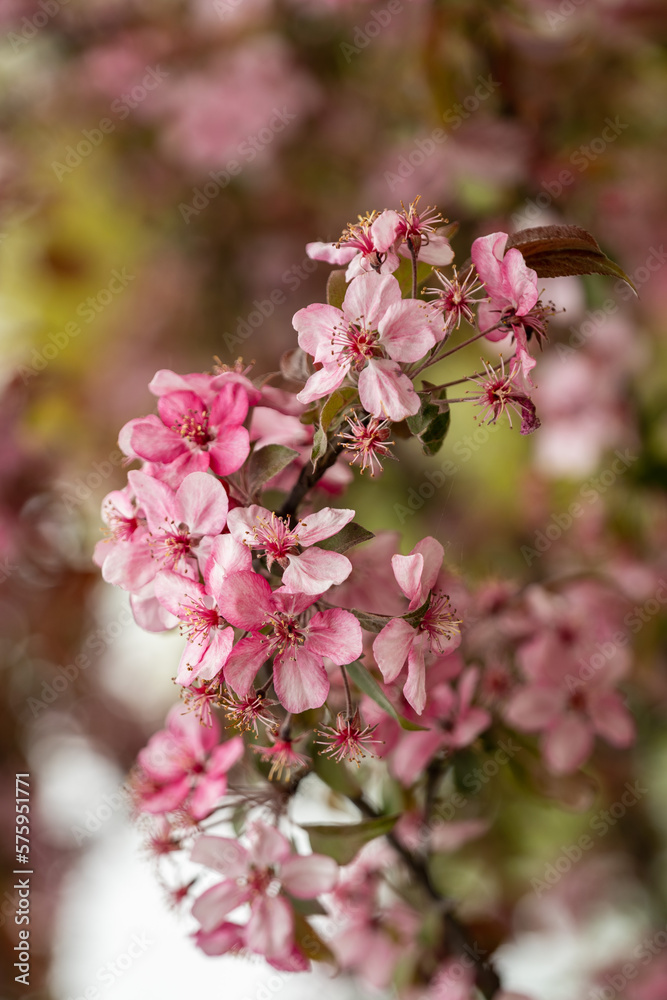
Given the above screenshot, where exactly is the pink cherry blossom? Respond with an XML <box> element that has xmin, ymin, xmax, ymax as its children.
<box><xmin>132</xmin><ymin>706</ymin><xmax>243</xmax><ymax>820</ymax></box>
<box><xmin>306</xmin><ymin>209</ymin><xmax>402</xmax><ymax>279</ymax></box>
<box><xmin>471</xmin><ymin>231</ymin><xmax>544</xmax><ymax>382</ymax></box>
<box><xmin>226</xmin><ymin>504</ymin><xmax>355</xmax><ymax>594</ymax></box>
<box><xmin>394</xmin><ymin>199</ymin><xmax>455</xmax><ymax>267</ymax></box>
<box><xmin>294</xmin><ymin>272</ymin><xmax>436</xmax><ymax>421</ymax></box>
<box><xmin>504</xmin><ymin>582</ymin><xmax>636</xmax><ymax>773</ymax></box>
<box><xmin>190</xmin><ymin>822</ymin><xmax>337</xmax><ymax>962</ymax></box>
<box><xmin>122</xmin><ymin>378</ymin><xmax>251</xmax><ymax>477</ymax></box>
<box><xmin>470</xmin><ymin>357</ymin><xmax>541</xmax><ymax>434</ymax></box>
<box><xmin>388</xmin><ymin>667</ymin><xmax>491</xmax><ymax>785</ymax></box>
<box><xmin>373</xmin><ymin>537</ymin><xmax>462</xmax><ymax>713</ymax></box>
<box><xmin>217</xmin><ymin>571</ymin><xmax>363</xmax><ymax>712</ymax></box>
<box><xmin>155</xmin><ymin>535</ymin><xmax>252</xmax><ymax>686</ymax></box>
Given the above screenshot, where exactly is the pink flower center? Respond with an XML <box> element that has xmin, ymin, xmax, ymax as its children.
<box><xmin>419</xmin><ymin>594</ymin><xmax>462</xmax><ymax>653</ymax></box>
<box><xmin>180</xmin><ymin>598</ymin><xmax>220</xmax><ymax>644</ymax></box>
<box><xmin>244</xmin><ymin>865</ymin><xmax>280</xmax><ymax>898</ymax></box>
<box><xmin>332</xmin><ymin>321</ymin><xmax>381</xmax><ymax>370</ymax></box>
<box><xmin>263</xmin><ymin>612</ymin><xmax>307</xmax><ymax>656</ymax></box>
<box><xmin>249</xmin><ymin>513</ymin><xmax>298</xmax><ymax>561</ymax></box>
<box><xmin>152</xmin><ymin>520</ymin><xmax>193</xmax><ymax>570</ymax></box>
<box><xmin>174</xmin><ymin>408</ymin><xmax>212</xmax><ymax>448</ymax></box>
<box><xmin>104</xmin><ymin>504</ymin><xmax>139</xmax><ymax>541</ymax></box>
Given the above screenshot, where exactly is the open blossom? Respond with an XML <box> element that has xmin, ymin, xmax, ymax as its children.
<box><xmin>504</xmin><ymin>582</ymin><xmax>636</xmax><ymax>773</ymax></box>
<box><xmin>190</xmin><ymin>823</ymin><xmax>337</xmax><ymax>962</ymax></box>
<box><xmin>339</xmin><ymin>414</ymin><xmax>396</xmax><ymax>476</ymax></box>
<box><xmin>306</xmin><ymin>210</ymin><xmax>403</xmax><ymax>279</ymax></box>
<box><xmin>471</xmin><ymin>232</ymin><xmax>546</xmax><ymax>382</ymax></box>
<box><xmin>394</xmin><ymin>199</ymin><xmax>454</xmax><ymax>267</ymax></box>
<box><xmin>294</xmin><ymin>272</ymin><xmax>436</xmax><ymax>421</ymax></box>
<box><xmin>132</xmin><ymin>706</ymin><xmax>243</xmax><ymax>820</ymax></box>
<box><xmin>121</xmin><ymin>377</ymin><xmax>251</xmax><ymax>477</ymax></box>
<box><xmin>227</xmin><ymin>504</ymin><xmax>355</xmax><ymax>595</ymax></box>
<box><xmin>103</xmin><ymin>470</ymin><xmax>228</xmax><ymax>592</ymax></box>
<box><xmin>470</xmin><ymin>357</ymin><xmax>541</xmax><ymax>434</ymax></box>
<box><xmin>217</xmin><ymin>571</ymin><xmax>363</xmax><ymax>712</ymax></box>
<box><xmin>426</xmin><ymin>264</ymin><xmax>485</xmax><ymax>339</ymax></box>
<box><xmin>155</xmin><ymin>535</ymin><xmax>252</xmax><ymax>686</ymax></box>
<box><xmin>373</xmin><ymin>538</ymin><xmax>462</xmax><ymax>713</ymax></box>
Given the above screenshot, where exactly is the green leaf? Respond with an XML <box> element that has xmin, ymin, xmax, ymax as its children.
<box><xmin>506</xmin><ymin>225</ymin><xmax>637</xmax><ymax>294</ymax></box>
<box><xmin>344</xmin><ymin>659</ymin><xmax>428</xmax><ymax>731</ymax></box>
<box><xmin>348</xmin><ymin>609</ymin><xmax>393</xmax><ymax>633</ymax></box>
<box><xmin>292</xmin><ymin>911</ymin><xmax>336</xmax><ymax>965</ymax></box>
<box><xmin>316</xmin><ymin>521</ymin><xmax>374</xmax><ymax>553</ymax></box>
<box><xmin>407</xmin><ymin>391</ymin><xmax>451</xmax><ymax>456</ymax></box>
<box><xmin>311</xmin><ymin>746</ymin><xmax>362</xmax><ymax>798</ymax></box>
<box><xmin>286</xmin><ymin>895</ymin><xmax>328</xmax><ymax>917</ymax></box>
<box><xmin>320</xmin><ymin>387</ymin><xmax>357</xmax><ymax>432</ymax></box>
<box><xmin>420</xmin><ymin>406</ymin><xmax>451</xmax><ymax>456</ymax></box>
<box><xmin>247</xmin><ymin>445</ymin><xmax>300</xmax><ymax>494</ymax></box>
<box><xmin>311</xmin><ymin>425</ymin><xmax>328</xmax><ymax>468</ymax></box>
<box><xmin>326</xmin><ymin>269</ymin><xmax>348</xmax><ymax>310</ymax></box>
<box><xmin>303</xmin><ymin>814</ymin><xmax>400</xmax><ymax>865</ymax></box>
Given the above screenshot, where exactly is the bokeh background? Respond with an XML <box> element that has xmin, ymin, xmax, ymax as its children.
<box><xmin>1</xmin><ymin>1</ymin><xmax>666</xmax><ymax>998</ymax></box>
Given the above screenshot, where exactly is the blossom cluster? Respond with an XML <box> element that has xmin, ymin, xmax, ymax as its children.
<box><xmin>96</xmin><ymin>199</ymin><xmax>636</xmax><ymax>999</ymax></box>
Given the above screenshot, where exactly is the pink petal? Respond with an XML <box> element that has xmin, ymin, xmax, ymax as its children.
<box><xmin>208</xmin><ymin>426</ymin><xmax>250</xmax><ymax>477</ymax></box>
<box><xmin>543</xmin><ymin>715</ymin><xmax>594</xmax><ymax>774</ymax></box>
<box><xmin>373</xmin><ymin>618</ymin><xmax>416</xmax><ymax>683</ymax></box>
<box><xmin>194</xmin><ymin>923</ymin><xmax>244</xmax><ymax>957</ymax></box>
<box><xmin>274</xmin><ymin>647</ymin><xmax>330</xmax><ymax>712</ymax></box>
<box><xmin>282</xmin><ymin>549</ymin><xmax>352</xmax><ymax>595</ymax></box>
<box><xmin>296</xmin><ymin>363</ymin><xmax>348</xmax><ymax>406</ymax></box>
<box><xmin>128</xmin><ymin>470</ymin><xmax>176</xmax><ymax>534</ymax></box>
<box><xmin>281</xmin><ymin>854</ymin><xmax>338</xmax><ymax>898</ymax></box>
<box><xmin>249</xmin><ymin>822</ymin><xmax>291</xmax><ymax>866</ymax></box>
<box><xmin>404</xmin><ymin>634</ymin><xmax>427</xmax><ymax>714</ymax></box>
<box><xmin>183</xmin><ymin>627</ymin><xmax>234</xmax><ymax>685</ymax></box>
<box><xmin>417</xmin><ymin>234</ymin><xmax>454</xmax><ymax>266</ymax></box>
<box><xmin>378</xmin><ymin>300</ymin><xmax>436</xmax><ymax>363</ymax></box>
<box><xmin>391</xmin><ymin>730</ymin><xmax>445</xmax><ymax>785</ymax></box>
<box><xmin>504</xmin><ymin>685</ymin><xmax>561</xmax><ymax>731</ymax></box>
<box><xmin>207</xmin><ymin>736</ymin><xmax>245</xmax><ymax>777</ymax></box>
<box><xmin>246</xmin><ymin>895</ymin><xmax>294</xmax><ymax>961</ymax></box>
<box><xmin>157</xmin><ymin>390</ymin><xmax>206</xmax><ymax>430</ymax></box>
<box><xmin>306</xmin><ymin>241</ymin><xmax>357</xmax><ymax>265</ymax></box>
<box><xmin>191</xmin><ymin>834</ymin><xmax>249</xmax><ymax>877</ymax></box>
<box><xmin>190</xmin><ymin>774</ymin><xmax>229</xmax><ymax>820</ymax></box>
<box><xmin>451</xmin><ymin>706</ymin><xmax>491</xmax><ymax>748</ymax></box>
<box><xmin>370</xmin><ymin>210</ymin><xmax>402</xmax><ymax>252</ymax></box>
<box><xmin>192</xmin><ymin>881</ymin><xmax>251</xmax><ymax>932</ymax></box>
<box><xmin>223</xmin><ymin>635</ymin><xmax>268</xmax><ymax>696</ymax></box>
<box><xmin>130</xmin><ymin>588</ymin><xmax>178</xmax><ymax>631</ymax></box>
<box><xmin>155</xmin><ymin>570</ymin><xmax>205</xmax><ymax>617</ymax></box>
<box><xmin>293</xmin><ymin>303</ymin><xmax>345</xmax><ymax>362</ymax></box>
<box><xmin>217</xmin><ymin>570</ymin><xmax>274</xmax><ymax>630</ymax></box>
<box><xmin>138</xmin><ymin>776</ymin><xmax>191</xmax><ymax>814</ymax></box>
<box><xmin>358</xmin><ymin>358</ymin><xmax>421</xmax><ymax>421</ymax></box>
<box><xmin>411</xmin><ymin>537</ymin><xmax>445</xmax><ymax>601</ymax></box>
<box><xmin>130</xmin><ymin>415</ymin><xmax>186</xmax><ymax>464</ymax></box>
<box><xmin>501</xmin><ymin>248</ymin><xmax>539</xmax><ymax>314</ymax></box>
<box><xmin>205</xmin><ymin>534</ymin><xmax>252</xmax><ymax>600</ymax></box>
<box><xmin>175</xmin><ymin>472</ymin><xmax>228</xmax><ymax>535</ymax></box>
<box><xmin>305</xmin><ymin>608</ymin><xmax>363</xmax><ymax>664</ymax></box>
<box><xmin>209</xmin><ymin>381</ymin><xmax>249</xmax><ymax>430</ymax></box>
<box><xmin>101</xmin><ymin>539</ymin><xmax>157</xmax><ymax>592</ymax></box>
<box><xmin>295</xmin><ymin>506</ymin><xmax>356</xmax><ymax>545</ymax></box>
<box><xmin>226</xmin><ymin>504</ymin><xmax>267</xmax><ymax>546</ymax></box>
<box><xmin>391</xmin><ymin>552</ymin><xmax>424</xmax><ymax>605</ymax></box>
<box><xmin>588</xmin><ymin>690</ymin><xmax>636</xmax><ymax>747</ymax></box>
<box><xmin>342</xmin><ymin>272</ymin><xmax>401</xmax><ymax>329</ymax></box>
<box><xmin>471</xmin><ymin>232</ymin><xmax>508</xmax><ymax>303</ymax></box>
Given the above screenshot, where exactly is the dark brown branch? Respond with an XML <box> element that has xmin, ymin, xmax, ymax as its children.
<box><xmin>279</xmin><ymin>441</ymin><xmax>344</xmax><ymax>523</ymax></box>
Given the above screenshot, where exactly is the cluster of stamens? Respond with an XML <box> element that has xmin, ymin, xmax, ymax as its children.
<box><xmin>339</xmin><ymin>414</ymin><xmax>395</xmax><ymax>476</ymax></box>
<box><xmin>174</xmin><ymin>407</ymin><xmax>211</xmax><ymax>448</ymax></box>
<box><xmin>150</xmin><ymin>517</ymin><xmax>193</xmax><ymax>570</ymax></box>
<box><xmin>315</xmin><ymin>712</ymin><xmax>383</xmax><ymax>765</ymax></box>
<box><xmin>419</xmin><ymin>593</ymin><xmax>462</xmax><ymax>653</ymax></box>
<box><xmin>426</xmin><ymin>265</ymin><xmax>484</xmax><ymax>335</ymax></box>
<box><xmin>330</xmin><ymin>320</ymin><xmax>381</xmax><ymax>370</ymax></box>
<box><xmin>222</xmin><ymin>690</ymin><xmax>277</xmax><ymax>735</ymax></box>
